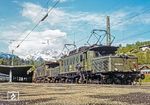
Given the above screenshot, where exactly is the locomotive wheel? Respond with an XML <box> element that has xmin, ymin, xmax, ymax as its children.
<box><xmin>88</xmin><ymin>79</ymin><xmax>92</xmax><ymax>84</ymax></box>
<box><xmin>78</xmin><ymin>77</ymin><xmax>85</xmax><ymax>84</ymax></box>
<box><xmin>126</xmin><ymin>79</ymin><xmax>132</xmax><ymax>85</ymax></box>
<box><xmin>61</xmin><ymin>77</ymin><xmax>67</xmax><ymax>83</ymax></box>
<box><xmin>85</xmin><ymin>78</ymin><xmax>89</xmax><ymax>84</ymax></box>
<box><xmin>140</xmin><ymin>74</ymin><xmax>145</xmax><ymax>79</ymax></box>
<box><xmin>113</xmin><ymin>77</ymin><xmax>121</xmax><ymax>84</ymax></box>
<box><xmin>70</xmin><ymin>78</ymin><xmax>74</xmax><ymax>83</ymax></box>
<box><xmin>75</xmin><ymin>77</ymin><xmax>80</xmax><ymax>83</ymax></box>
<box><xmin>106</xmin><ymin>78</ymin><xmax>113</xmax><ymax>84</ymax></box>
<box><xmin>65</xmin><ymin>78</ymin><xmax>69</xmax><ymax>83</ymax></box>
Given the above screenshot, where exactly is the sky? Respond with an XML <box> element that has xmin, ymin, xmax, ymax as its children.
<box><xmin>0</xmin><ymin>0</ymin><xmax>150</xmax><ymax>60</ymax></box>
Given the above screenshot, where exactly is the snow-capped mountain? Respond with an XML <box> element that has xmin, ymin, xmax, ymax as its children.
<box><xmin>20</xmin><ymin>49</ymin><xmax>61</xmax><ymax>61</ymax></box>
<box><xmin>0</xmin><ymin>48</ymin><xmax>63</xmax><ymax>62</ymax></box>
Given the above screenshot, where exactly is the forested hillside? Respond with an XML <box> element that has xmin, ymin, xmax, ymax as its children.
<box><xmin>116</xmin><ymin>41</ymin><xmax>150</xmax><ymax>65</ymax></box>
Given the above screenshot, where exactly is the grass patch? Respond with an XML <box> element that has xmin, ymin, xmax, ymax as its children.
<box><xmin>142</xmin><ymin>75</ymin><xmax>150</xmax><ymax>82</ymax></box>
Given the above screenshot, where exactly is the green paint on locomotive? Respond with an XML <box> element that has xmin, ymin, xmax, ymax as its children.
<box><xmin>58</xmin><ymin>46</ymin><xmax>139</xmax><ymax>74</ymax></box>
<box><xmin>92</xmin><ymin>56</ymin><xmax>138</xmax><ymax>73</ymax></box>
<box><xmin>36</xmin><ymin>45</ymin><xmax>139</xmax><ymax>78</ymax></box>
<box><xmin>59</xmin><ymin>50</ymin><xmax>95</xmax><ymax>74</ymax></box>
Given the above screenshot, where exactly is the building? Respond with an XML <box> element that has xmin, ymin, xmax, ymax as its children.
<box><xmin>139</xmin><ymin>65</ymin><xmax>150</xmax><ymax>75</ymax></box>
<box><xmin>139</xmin><ymin>45</ymin><xmax>150</xmax><ymax>51</ymax></box>
<box><xmin>0</xmin><ymin>65</ymin><xmax>33</xmax><ymax>82</ymax></box>
<box><xmin>140</xmin><ymin>69</ymin><xmax>150</xmax><ymax>75</ymax></box>
<box><xmin>0</xmin><ymin>73</ymin><xmax>9</xmax><ymax>82</ymax></box>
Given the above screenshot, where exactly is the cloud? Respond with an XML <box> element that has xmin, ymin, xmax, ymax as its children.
<box><xmin>12</xmin><ymin>0</ymin><xmax>20</xmax><ymax>4</ymax></box>
<box><xmin>110</xmin><ymin>8</ymin><xmax>150</xmax><ymax>30</ymax></box>
<box><xmin>4</xmin><ymin>2</ymin><xmax>150</xmax><ymax>60</ymax></box>
<box><xmin>22</xmin><ymin>2</ymin><xmax>46</xmax><ymax>23</ymax></box>
<box><xmin>22</xmin><ymin>2</ymin><xmax>146</xmax><ymax>32</ymax></box>
<box><xmin>139</xmin><ymin>13</ymin><xmax>150</xmax><ymax>24</ymax></box>
<box><xmin>9</xmin><ymin>29</ymin><xmax>67</xmax><ymax>60</ymax></box>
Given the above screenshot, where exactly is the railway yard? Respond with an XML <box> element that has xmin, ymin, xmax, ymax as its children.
<box><xmin>0</xmin><ymin>83</ymin><xmax>150</xmax><ymax>105</ymax></box>
<box><xmin>0</xmin><ymin>0</ymin><xmax>150</xmax><ymax>105</ymax></box>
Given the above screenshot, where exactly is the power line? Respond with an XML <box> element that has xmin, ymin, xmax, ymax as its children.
<box><xmin>0</xmin><ymin>39</ymin><xmax>33</xmax><ymax>41</ymax></box>
<box><xmin>115</xmin><ymin>30</ymin><xmax>150</xmax><ymax>43</ymax></box>
<box><xmin>112</xmin><ymin>7</ymin><xmax>150</xmax><ymax>43</ymax></box>
<box><xmin>45</xmin><ymin>0</ymin><xmax>60</xmax><ymax>17</ymax></box>
<box><xmin>58</xmin><ymin>1</ymin><xmax>122</xmax><ymax>48</ymax></box>
<box><xmin>46</xmin><ymin>0</ymin><xmax>51</xmax><ymax>9</ymax></box>
<box><xmin>57</xmin><ymin>21</ymin><xmax>91</xmax><ymax>55</ymax></box>
<box><xmin>76</xmin><ymin>8</ymin><xmax>150</xmax><ymax>46</ymax></box>
<box><xmin>111</xmin><ymin>7</ymin><xmax>150</xmax><ymax>27</ymax></box>
<box><xmin>74</xmin><ymin>7</ymin><xmax>150</xmax><ymax>46</ymax></box>
<box><xmin>11</xmin><ymin>0</ymin><xmax>52</xmax><ymax>44</ymax></box>
<box><xmin>72</xmin><ymin>5</ymin><xmax>124</xmax><ymax>46</ymax></box>
<box><xmin>14</xmin><ymin>0</ymin><xmax>60</xmax><ymax>51</ymax></box>
<box><xmin>2</xmin><ymin>1</ymin><xmax>51</xmax><ymax>43</ymax></box>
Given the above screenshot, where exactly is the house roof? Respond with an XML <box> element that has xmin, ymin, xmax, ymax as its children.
<box><xmin>139</xmin><ymin>45</ymin><xmax>150</xmax><ymax>48</ymax></box>
<box><xmin>139</xmin><ymin>65</ymin><xmax>150</xmax><ymax>70</ymax></box>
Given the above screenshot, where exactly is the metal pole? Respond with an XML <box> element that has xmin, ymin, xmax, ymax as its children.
<box><xmin>9</xmin><ymin>50</ymin><xmax>14</xmax><ymax>83</ymax></box>
<box><xmin>106</xmin><ymin>16</ymin><xmax>111</xmax><ymax>46</ymax></box>
<box><xmin>9</xmin><ymin>69</ymin><xmax>12</xmax><ymax>82</ymax></box>
<box><xmin>11</xmin><ymin>50</ymin><xmax>14</xmax><ymax>66</ymax></box>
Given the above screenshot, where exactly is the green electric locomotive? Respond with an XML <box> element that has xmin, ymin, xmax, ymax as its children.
<box><xmin>34</xmin><ymin>16</ymin><xmax>144</xmax><ymax>84</ymax></box>
<box><xmin>34</xmin><ymin>44</ymin><xmax>144</xmax><ymax>84</ymax></box>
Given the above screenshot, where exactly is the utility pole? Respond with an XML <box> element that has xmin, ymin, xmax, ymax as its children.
<box><xmin>106</xmin><ymin>16</ymin><xmax>111</xmax><ymax>46</ymax></box>
<box><xmin>11</xmin><ymin>50</ymin><xmax>14</xmax><ymax>66</ymax></box>
<box><xmin>9</xmin><ymin>49</ymin><xmax>14</xmax><ymax>82</ymax></box>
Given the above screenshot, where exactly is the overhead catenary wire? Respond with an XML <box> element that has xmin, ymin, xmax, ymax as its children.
<box><xmin>73</xmin><ymin>2</ymin><xmax>126</xmax><ymax>45</ymax></box>
<box><xmin>112</xmin><ymin>8</ymin><xmax>150</xmax><ymax>43</ymax></box>
<box><xmin>68</xmin><ymin>4</ymin><xmax>150</xmax><ymax>46</ymax></box>
<box><xmin>14</xmin><ymin>0</ymin><xmax>60</xmax><ymax>51</ymax></box>
<box><xmin>111</xmin><ymin>7</ymin><xmax>150</xmax><ymax>27</ymax></box>
<box><xmin>9</xmin><ymin>0</ymin><xmax>52</xmax><ymax>45</ymax></box>
<box><xmin>115</xmin><ymin>30</ymin><xmax>150</xmax><ymax>43</ymax></box>
<box><xmin>57</xmin><ymin>21</ymin><xmax>91</xmax><ymax>58</ymax></box>
<box><xmin>76</xmin><ymin>8</ymin><xmax>150</xmax><ymax>46</ymax></box>
<box><xmin>57</xmin><ymin>1</ymin><xmax>124</xmax><ymax>53</ymax></box>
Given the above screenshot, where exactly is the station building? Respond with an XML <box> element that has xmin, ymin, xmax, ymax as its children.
<box><xmin>0</xmin><ymin>65</ymin><xmax>33</xmax><ymax>82</ymax></box>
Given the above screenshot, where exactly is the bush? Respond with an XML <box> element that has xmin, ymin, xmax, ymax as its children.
<box><xmin>142</xmin><ymin>75</ymin><xmax>150</xmax><ymax>82</ymax></box>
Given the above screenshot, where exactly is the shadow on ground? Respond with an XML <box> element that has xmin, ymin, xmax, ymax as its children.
<box><xmin>87</xmin><ymin>92</ymin><xmax>150</xmax><ymax>105</ymax></box>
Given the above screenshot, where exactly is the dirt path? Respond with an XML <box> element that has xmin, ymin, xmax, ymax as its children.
<box><xmin>0</xmin><ymin>83</ymin><xmax>150</xmax><ymax>105</ymax></box>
